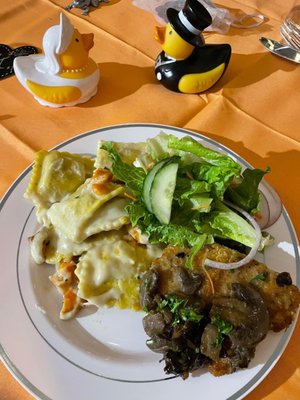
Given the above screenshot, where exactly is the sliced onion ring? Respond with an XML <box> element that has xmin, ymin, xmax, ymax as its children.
<box><xmin>257</xmin><ymin>181</ymin><xmax>282</xmax><ymax>229</ymax></box>
<box><xmin>205</xmin><ymin>202</ymin><xmax>262</xmax><ymax>270</ymax></box>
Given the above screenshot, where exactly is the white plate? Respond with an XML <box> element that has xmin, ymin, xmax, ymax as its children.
<box><xmin>0</xmin><ymin>123</ymin><xmax>299</xmax><ymax>400</ymax></box>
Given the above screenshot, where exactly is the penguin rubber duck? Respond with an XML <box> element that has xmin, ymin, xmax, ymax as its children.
<box><xmin>154</xmin><ymin>0</ymin><xmax>231</xmax><ymax>94</ymax></box>
<box><xmin>13</xmin><ymin>13</ymin><xmax>99</xmax><ymax>107</ymax></box>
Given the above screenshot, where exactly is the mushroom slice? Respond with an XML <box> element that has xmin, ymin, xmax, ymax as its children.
<box><xmin>210</xmin><ymin>283</ymin><xmax>269</xmax><ymax>347</ymax></box>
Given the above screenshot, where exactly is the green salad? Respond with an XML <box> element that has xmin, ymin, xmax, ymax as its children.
<box><xmin>102</xmin><ymin>131</ymin><xmax>270</xmax><ymax>267</ymax></box>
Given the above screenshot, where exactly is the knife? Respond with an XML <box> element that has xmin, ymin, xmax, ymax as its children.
<box><xmin>259</xmin><ymin>37</ymin><xmax>300</xmax><ymax>64</ymax></box>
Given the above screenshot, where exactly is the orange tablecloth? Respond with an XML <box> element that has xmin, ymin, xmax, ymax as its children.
<box><xmin>1</xmin><ymin>0</ymin><xmax>300</xmax><ymax>399</ymax></box>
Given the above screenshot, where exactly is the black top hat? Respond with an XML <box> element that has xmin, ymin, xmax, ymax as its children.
<box><xmin>166</xmin><ymin>0</ymin><xmax>212</xmax><ymax>47</ymax></box>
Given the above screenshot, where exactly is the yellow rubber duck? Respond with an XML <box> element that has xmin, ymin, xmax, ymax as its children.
<box><xmin>13</xmin><ymin>13</ymin><xmax>99</xmax><ymax>107</ymax></box>
<box><xmin>154</xmin><ymin>0</ymin><xmax>231</xmax><ymax>94</ymax></box>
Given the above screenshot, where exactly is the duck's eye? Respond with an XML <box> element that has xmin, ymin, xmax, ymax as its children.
<box><xmin>168</xmin><ymin>30</ymin><xmax>173</xmax><ymax>35</ymax></box>
<box><xmin>75</xmin><ymin>38</ymin><xmax>79</xmax><ymax>42</ymax></box>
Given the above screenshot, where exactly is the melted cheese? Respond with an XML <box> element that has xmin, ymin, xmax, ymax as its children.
<box><xmin>30</xmin><ymin>225</ymin><xmax>102</xmax><ymax>265</ymax></box>
<box><xmin>47</xmin><ymin>178</ymin><xmax>128</xmax><ymax>243</ymax></box>
<box><xmin>75</xmin><ymin>235</ymin><xmax>162</xmax><ymax>308</ymax></box>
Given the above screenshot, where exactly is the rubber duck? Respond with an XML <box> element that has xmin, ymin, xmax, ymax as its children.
<box><xmin>13</xmin><ymin>13</ymin><xmax>99</xmax><ymax>107</ymax></box>
<box><xmin>154</xmin><ymin>0</ymin><xmax>231</xmax><ymax>94</ymax></box>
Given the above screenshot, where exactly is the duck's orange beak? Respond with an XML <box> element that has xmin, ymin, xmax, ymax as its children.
<box><xmin>154</xmin><ymin>26</ymin><xmax>166</xmax><ymax>44</ymax></box>
<box><xmin>82</xmin><ymin>33</ymin><xmax>94</xmax><ymax>51</ymax></box>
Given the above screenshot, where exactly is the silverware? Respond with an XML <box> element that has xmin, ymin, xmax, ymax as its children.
<box><xmin>259</xmin><ymin>37</ymin><xmax>300</xmax><ymax>64</ymax></box>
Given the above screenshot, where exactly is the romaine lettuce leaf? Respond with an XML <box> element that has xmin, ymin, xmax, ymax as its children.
<box><xmin>126</xmin><ymin>201</ymin><xmax>213</xmax><ymax>251</ymax></box>
<box><xmin>145</xmin><ymin>223</ymin><xmax>213</xmax><ymax>249</ymax></box>
<box><xmin>181</xmin><ymin>162</ymin><xmax>237</xmax><ymax>198</ymax></box>
<box><xmin>204</xmin><ymin>201</ymin><xmax>256</xmax><ymax>247</ymax></box>
<box><xmin>168</xmin><ymin>135</ymin><xmax>241</xmax><ymax>173</ymax></box>
<box><xmin>225</xmin><ymin>167</ymin><xmax>270</xmax><ymax>214</ymax></box>
<box><xmin>174</xmin><ymin>176</ymin><xmax>211</xmax><ymax>205</ymax></box>
<box><xmin>101</xmin><ymin>142</ymin><xmax>145</xmax><ymax>196</ymax></box>
<box><xmin>146</xmin><ymin>131</ymin><xmax>172</xmax><ymax>161</ymax></box>
<box><xmin>146</xmin><ymin>131</ymin><xmax>200</xmax><ymax>165</ymax></box>
<box><xmin>125</xmin><ymin>200</ymin><xmax>153</xmax><ymax>227</ymax></box>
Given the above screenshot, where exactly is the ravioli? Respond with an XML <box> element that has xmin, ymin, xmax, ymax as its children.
<box><xmin>75</xmin><ymin>231</ymin><xmax>163</xmax><ymax>310</ymax></box>
<box><xmin>23</xmin><ymin>140</ymin><xmax>164</xmax><ymax>319</ymax></box>
<box><xmin>24</xmin><ymin>150</ymin><xmax>95</xmax><ymax>224</ymax></box>
<box><xmin>47</xmin><ymin>177</ymin><xmax>129</xmax><ymax>243</ymax></box>
<box><xmin>29</xmin><ymin>225</ymin><xmax>104</xmax><ymax>265</ymax></box>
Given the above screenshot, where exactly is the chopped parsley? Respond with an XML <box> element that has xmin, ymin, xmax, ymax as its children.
<box><xmin>211</xmin><ymin>314</ymin><xmax>233</xmax><ymax>346</ymax></box>
<box><xmin>158</xmin><ymin>294</ymin><xmax>203</xmax><ymax>326</ymax></box>
<box><xmin>251</xmin><ymin>272</ymin><xmax>267</xmax><ymax>283</ymax></box>
<box><xmin>143</xmin><ymin>278</ymin><xmax>151</xmax><ymax>289</ymax></box>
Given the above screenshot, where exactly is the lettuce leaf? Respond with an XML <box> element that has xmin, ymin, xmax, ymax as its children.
<box><xmin>146</xmin><ymin>131</ymin><xmax>172</xmax><ymax>161</ymax></box>
<box><xmin>168</xmin><ymin>135</ymin><xmax>241</xmax><ymax>173</ymax></box>
<box><xmin>225</xmin><ymin>167</ymin><xmax>270</xmax><ymax>214</ymax></box>
<box><xmin>146</xmin><ymin>131</ymin><xmax>200</xmax><ymax>164</ymax></box>
<box><xmin>204</xmin><ymin>201</ymin><xmax>256</xmax><ymax>247</ymax></box>
<box><xmin>174</xmin><ymin>176</ymin><xmax>211</xmax><ymax>206</ymax></box>
<box><xmin>181</xmin><ymin>162</ymin><xmax>237</xmax><ymax>198</ymax></box>
<box><xmin>101</xmin><ymin>142</ymin><xmax>145</xmax><ymax>196</ymax></box>
<box><xmin>145</xmin><ymin>223</ymin><xmax>213</xmax><ymax>249</ymax></box>
<box><xmin>125</xmin><ymin>200</ymin><xmax>153</xmax><ymax>227</ymax></box>
<box><xmin>126</xmin><ymin>201</ymin><xmax>213</xmax><ymax>252</ymax></box>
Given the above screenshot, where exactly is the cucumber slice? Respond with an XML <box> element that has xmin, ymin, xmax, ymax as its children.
<box><xmin>150</xmin><ymin>162</ymin><xmax>179</xmax><ymax>224</ymax></box>
<box><xmin>142</xmin><ymin>158</ymin><xmax>169</xmax><ymax>212</ymax></box>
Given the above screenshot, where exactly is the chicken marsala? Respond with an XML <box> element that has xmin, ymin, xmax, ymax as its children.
<box><xmin>139</xmin><ymin>243</ymin><xmax>300</xmax><ymax>378</ymax></box>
